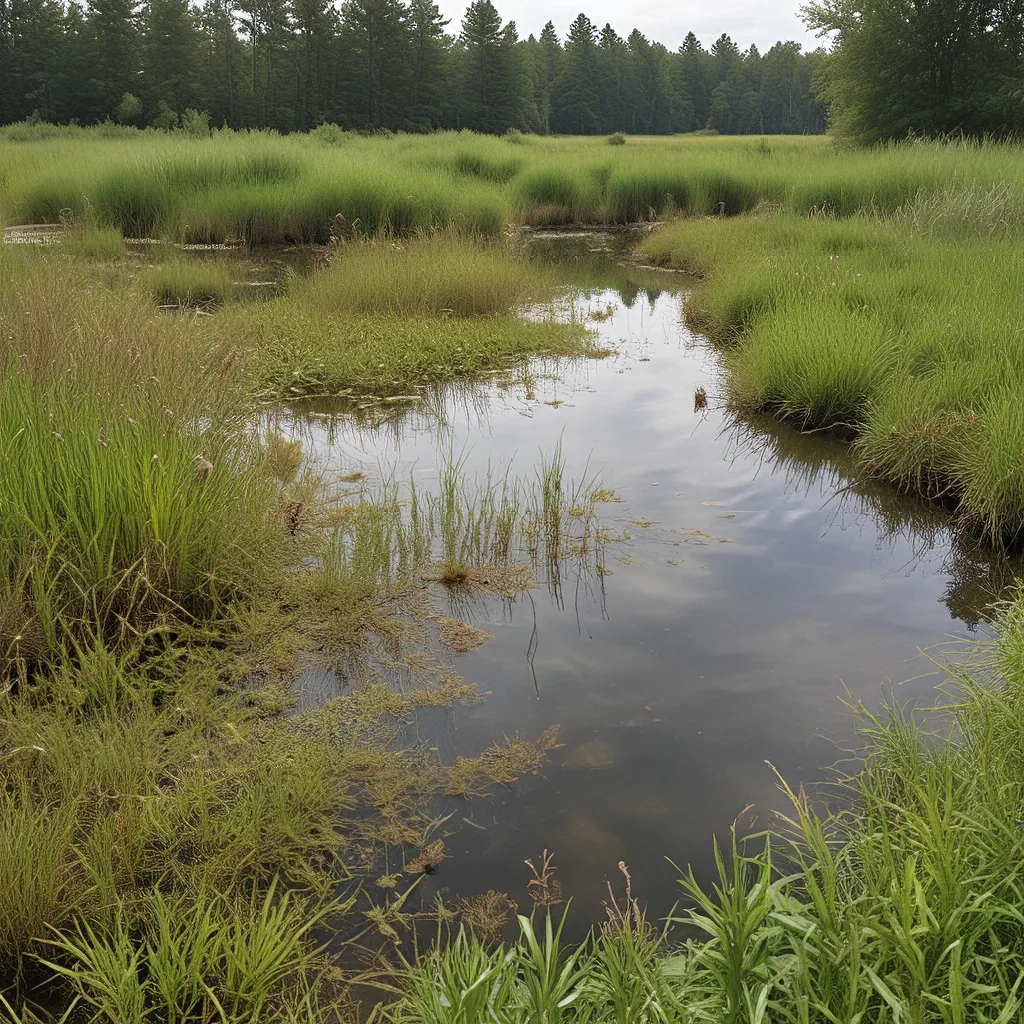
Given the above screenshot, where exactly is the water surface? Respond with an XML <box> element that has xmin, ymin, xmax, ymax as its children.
<box><xmin>276</xmin><ymin>231</ymin><xmax>1017</xmax><ymax>929</ymax></box>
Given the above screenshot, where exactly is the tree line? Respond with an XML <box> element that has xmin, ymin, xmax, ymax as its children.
<box><xmin>0</xmin><ymin>0</ymin><xmax>827</xmax><ymax>135</ymax></box>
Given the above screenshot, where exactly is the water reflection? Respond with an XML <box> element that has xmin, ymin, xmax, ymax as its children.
<box><xmin>729</xmin><ymin>412</ymin><xmax>1021</xmax><ymax>631</ymax></box>
<box><xmin>268</xmin><ymin>232</ymin><xmax>1020</xmax><ymax>932</ymax></box>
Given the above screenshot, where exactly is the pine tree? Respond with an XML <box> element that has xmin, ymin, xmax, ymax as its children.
<box><xmin>0</xmin><ymin>2</ymin><xmax>833</xmax><ymax>136</ymax></box>
<box><xmin>341</xmin><ymin>0</ymin><xmax>411</xmax><ymax>128</ymax></box>
<box><xmin>198</xmin><ymin>0</ymin><xmax>241</xmax><ymax>126</ymax></box>
<box><xmin>83</xmin><ymin>0</ymin><xmax>141</xmax><ymax>120</ymax></box>
<box><xmin>291</xmin><ymin>0</ymin><xmax>336</xmax><ymax>129</ymax></box>
<box><xmin>709</xmin><ymin>33</ymin><xmax>742</xmax><ymax>88</ymax></box>
<box><xmin>408</xmin><ymin>0</ymin><xmax>448</xmax><ymax>128</ymax></box>
<box><xmin>1</xmin><ymin>0</ymin><xmax>66</xmax><ymax>121</ymax></box>
<box><xmin>141</xmin><ymin>0</ymin><xmax>201</xmax><ymax>118</ymax></box>
<box><xmin>675</xmin><ymin>32</ymin><xmax>708</xmax><ymax>130</ymax></box>
<box><xmin>459</xmin><ymin>0</ymin><xmax>520</xmax><ymax>132</ymax></box>
<box><xmin>552</xmin><ymin>12</ymin><xmax>599</xmax><ymax>133</ymax></box>
<box><xmin>597</xmin><ymin>24</ymin><xmax>627</xmax><ymax>132</ymax></box>
<box><xmin>626</xmin><ymin>29</ymin><xmax>673</xmax><ymax>133</ymax></box>
<box><xmin>532</xmin><ymin>19</ymin><xmax>560</xmax><ymax>133</ymax></box>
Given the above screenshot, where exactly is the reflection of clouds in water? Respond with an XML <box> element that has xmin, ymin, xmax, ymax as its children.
<box><xmin>725</xmin><ymin>411</ymin><xmax>1022</xmax><ymax>629</ymax></box>
<box><xmin>260</xmin><ymin>232</ymin><xmax>1021</xmax><ymax>927</ymax></box>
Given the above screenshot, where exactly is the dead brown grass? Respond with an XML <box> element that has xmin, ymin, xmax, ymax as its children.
<box><xmin>445</xmin><ymin>726</ymin><xmax>562</xmax><ymax>797</ymax></box>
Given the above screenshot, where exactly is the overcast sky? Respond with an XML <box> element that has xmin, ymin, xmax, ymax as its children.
<box><xmin>435</xmin><ymin>0</ymin><xmax>824</xmax><ymax>53</ymax></box>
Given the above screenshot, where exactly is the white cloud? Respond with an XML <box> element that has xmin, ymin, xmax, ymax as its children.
<box><xmin>437</xmin><ymin>0</ymin><xmax>824</xmax><ymax>52</ymax></box>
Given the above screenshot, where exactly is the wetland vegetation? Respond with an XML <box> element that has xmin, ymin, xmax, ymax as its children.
<box><xmin>3</xmin><ymin>122</ymin><xmax>1024</xmax><ymax>1022</ymax></box>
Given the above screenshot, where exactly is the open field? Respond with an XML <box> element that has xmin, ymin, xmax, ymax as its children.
<box><xmin>3</xmin><ymin>130</ymin><xmax>1024</xmax><ymax>242</ymax></box>
<box><xmin>3</xmin><ymin>130</ymin><xmax>1024</xmax><ymax>1021</ymax></box>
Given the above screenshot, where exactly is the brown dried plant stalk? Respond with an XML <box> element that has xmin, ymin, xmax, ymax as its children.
<box><xmin>524</xmin><ymin>848</ymin><xmax>563</xmax><ymax>918</ymax></box>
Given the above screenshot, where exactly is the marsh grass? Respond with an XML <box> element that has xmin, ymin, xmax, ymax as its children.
<box><xmin>641</xmin><ymin>211</ymin><xmax>1024</xmax><ymax>543</ymax></box>
<box><xmin>147</xmin><ymin>257</ymin><xmax>238</xmax><ymax>307</ymax></box>
<box><xmin>0</xmin><ymin>233</ymin><xmax>598</xmax><ymax>1016</ymax></box>
<box><xmin>313</xmin><ymin>442</ymin><xmax>614</xmax><ymax>602</ymax></box>
<box><xmin>299</xmin><ymin>235</ymin><xmax>558</xmax><ymax>317</ymax></box>
<box><xmin>6</xmin><ymin>133</ymin><xmax>1024</xmax><ymax>243</ymax></box>
<box><xmin>0</xmin><ymin>402</ymin><xmax>617</xmax><ymax>1015</ymax></box>
<box><xmin>225</xmin><ymin>236</ymin><xmax>599</xmax><ymax>399</ymax></box>
<box><xmin>59</xmin><ymin>223</ymin><xmax>126</xmax><ymax>261</ymax></box>
<box><xmin>9</xmin><ymin>130</ymin><xmax>1024</xmax><ymax>1020</ymax></box>
<box><xmin>240</xmin><ymin>311</ymin><xmax>594</xmax><ymax>400</ymax></box>
<box><xmin>0</xmin><ymin>248</ymin><xmax>274</xmax><ymax>665</ymax></box>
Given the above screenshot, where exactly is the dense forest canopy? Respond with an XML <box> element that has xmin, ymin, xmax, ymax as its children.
<box><xmin>0</xmin><ymin>0</ymin><xmax>827</xmax><ymax>134</ymax></box>
<box><xmin>804</xmin><ymin>0</ymin><xmax>1024</xmax><ymax>142</ymax></box>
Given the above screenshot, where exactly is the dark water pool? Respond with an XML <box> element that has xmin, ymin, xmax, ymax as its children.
<box><xmin>273</xmin><ymin>231</ymin><xmax>1017</xmax><ymax>933</ymax></box>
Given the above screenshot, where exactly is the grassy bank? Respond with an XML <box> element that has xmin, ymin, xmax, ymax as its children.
<box><xmin>385</xmin><ymin>597</ymin><xmax>1024</xmax><ymax>1022</ymax></box>
<box><xmin>4</xmin><ymin>130</ymin><xmax>1024</xmax><ymax>243</ymax></box>
<box><xmin>639</xmin><ymin>188</ymin><xmax>1024</xmax><ymax>545</ymax></box>
<box><xmin>0</xmin><ymin>227</ymin><xmax>604</xmax><ymax>1020</ymax></box>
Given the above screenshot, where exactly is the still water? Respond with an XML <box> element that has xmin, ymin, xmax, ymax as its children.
<box><xmin>275</xmin><ymin>231</ymin><xmax>1016</xmax><ymax>931</ymax></box>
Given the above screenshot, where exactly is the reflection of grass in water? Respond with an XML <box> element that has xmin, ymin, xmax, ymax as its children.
<box><xmin>727</xmin><ymin>409</ymin><xmax>1023</xmax><ymax>627</ymax></box>
<box><xmin>318</xmin><ymin>443</ymin><xmax>613</xmax><ymax>603</ymax></box>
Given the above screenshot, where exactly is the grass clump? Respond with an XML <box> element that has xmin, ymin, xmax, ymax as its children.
<box><xmin>444</xmin><ymin>726</ymin><xmax>561</xmax><ymax>797</ymax></box>
<box><xmin>0</xmin><ymin>375</ymin><xmax>269</xmax><ymax>661</ymax></box>
<box><xmin>60</xmin><ymin>223</ymin><xmax>126</xmax><ymax>261</ymax></box>
<box><xmin>299</xmin><ymin>235</ymin><xmax>557</xmax><ymax>317</ymax></box>
<box><xmin>239</xmin><ymin>309</ymin><xmax>594</xmax><ymax>400</ymax></box>
<box><xmin>0</xmin><ymin>247</ymin><xmax>273</xmax><ymax>664</ymax></box>
<box><xmin>227</xmin><ymin>236</ymin><xmax>599</xmax><ymax>398</ymax></box>
<box><xmin>147</xmin><ymin>257</ymin><xmax>238</xmax><ymax>307</ymax></box>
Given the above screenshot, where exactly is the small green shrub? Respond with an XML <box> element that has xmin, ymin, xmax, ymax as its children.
<box><xmin>308</xmin><ymin>121</ymin><xmax>349</xmax><ymax>146</ymax></box>
<box><xmin>151</xmin><ymin>101</ymin><xmax>179</xmax><ymax>132</ymax></box>
<box><xmin>115</xmin><ymin>93</ymin><xmax>143</xmax><ymax>127</ymax></box>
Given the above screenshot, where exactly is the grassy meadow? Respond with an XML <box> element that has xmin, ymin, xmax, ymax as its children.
<box><xmin>3</xmin><ymin>129</ymin><xmax>1024</xmax><ymax>242</ymax></box>
<box><xmin>3</xmin><ymin>127</ymin><xmax>1024</xmax><ymax>1021</ymax></box>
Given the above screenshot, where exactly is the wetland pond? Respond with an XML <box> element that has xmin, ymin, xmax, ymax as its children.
<box><xmin>270</xmin><ymin>230</ymin><xmax>1018</xmax><ymax>936</ymax></box>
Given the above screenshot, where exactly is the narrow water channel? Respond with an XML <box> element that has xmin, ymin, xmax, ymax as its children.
<box><xmin>273</xmin><ymin>231</ymin><xmax>1018</xmax><ymax>932</ymax></box>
